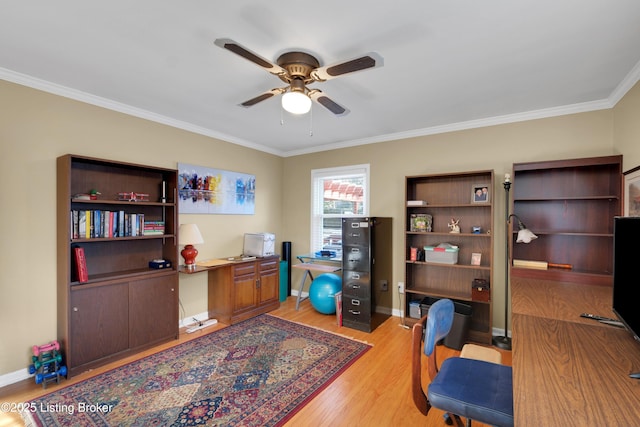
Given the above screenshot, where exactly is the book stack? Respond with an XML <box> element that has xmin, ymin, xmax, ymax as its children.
<box><xmin>407</xmin><ymin>200</ymin><xmax>428</xmax><ymax>206</ymax></box>
<box><xmin>143</xmin><ymin>221</ymin><xmax>166</xmax><ymax>236</ymax></box>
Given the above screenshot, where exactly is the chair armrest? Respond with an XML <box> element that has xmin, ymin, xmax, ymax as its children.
<box><xmin>411</xmin><ymin>316</ymin><xmax>430</xmax><ymax>415</ymax></box>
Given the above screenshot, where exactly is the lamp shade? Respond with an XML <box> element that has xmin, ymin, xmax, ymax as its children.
<box><xmin>509</xmin><ymin>214</ymin><xmax>538</xmax><ymax>244</ymax></box>
<box><xmin>281</xmin><ymin>91</ymin><xmax>312</xmax><ymax>114</ymax></box>
<box><xmin>179</xmin><ymin>223</ymin><xmax>204</xmax><ymax>245</ymax></box>
<box><xmin>516</xmin><ymin>228</ymin><xmax>538</xmax><ymax>244</ymax></box>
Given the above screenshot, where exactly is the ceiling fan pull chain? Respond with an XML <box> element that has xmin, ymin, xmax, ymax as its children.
<box><xmin>280</xmin><ymin>105</ymin><xmax>285</xmax><ymax>126</ymax></box>
<box><xmin>309</xmin><ymin>105</ymin><xmax>313</xmax><ymax>137</ymax></box>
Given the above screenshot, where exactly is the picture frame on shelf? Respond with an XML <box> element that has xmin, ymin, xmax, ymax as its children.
<box><xmin>472</xmin><ymin>183</ymin><xmax>490</xmax><ymax>203</ymax></box>
<box><xmin>471</xmin><ymin>252</ymin><xmax>482</xmax><ymax>266</ymax></box>
<box><xmin>624</xmin><ymin>165</ymin><xmax>640</xmax><ymax>217</ymax></box>
<box><xmin>410</xmin><ymin>213</ymin><xmax>432</xmax><ymax>232</ymax></box>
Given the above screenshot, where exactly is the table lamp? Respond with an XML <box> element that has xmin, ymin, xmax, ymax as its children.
<box><xmin>179</xmin><ymin>223</ymin><xmax>204</xmax><ymax>270</ymax></box>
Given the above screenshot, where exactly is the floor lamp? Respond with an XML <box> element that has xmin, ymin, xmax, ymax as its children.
<box><xmin>493</xmin><ymin>174</ymin><xmax>537</xmax><ymax>350</ymax></box>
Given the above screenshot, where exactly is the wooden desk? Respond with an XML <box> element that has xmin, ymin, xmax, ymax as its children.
<box><xmin>511</xmin><ymin>278</ymin><xmax>640</xmax><ymax>426</ymax></box>
<box><xmin>512</xmin><ymin>278</ymin><xmax>615</xmax><ymax>324</ymax></box>
<box><xmin>179</xmin><ymin>256</ymin><xmax>280</xmax><ymax>324</ymax></box>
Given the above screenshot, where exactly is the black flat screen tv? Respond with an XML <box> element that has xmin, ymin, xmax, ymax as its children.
<box><xmin>612</xmin><ymin>216</ymin><xmax>640</xmax><ymax>343</ymax></box>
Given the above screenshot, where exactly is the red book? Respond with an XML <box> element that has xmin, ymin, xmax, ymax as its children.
<box><xmin>74</xmin><ymin>246</ymin><xmax>88</xmax><ymax>283</ymax></box>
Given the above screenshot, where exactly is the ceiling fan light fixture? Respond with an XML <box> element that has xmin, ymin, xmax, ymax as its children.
<box><xmin>281</xmin><ymin>90</ymin><xmax>312</xmax><ymax>115</ymax></box>
<box><xmin>215</xmin><ymin>39</ymin><xmax>383</xmax><ymax>117</ymax></box>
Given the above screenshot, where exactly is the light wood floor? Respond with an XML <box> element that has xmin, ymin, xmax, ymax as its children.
<box><xmin>0</xmin><ymin>297</ymin><xmax>511</xmax><ymax>426</ymax></box>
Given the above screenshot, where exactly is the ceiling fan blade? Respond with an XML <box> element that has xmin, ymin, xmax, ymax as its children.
<box><xmin>308</xmin><ymin>90</ymin><xmax>350</xmax><ymax>117</ymax></box>
<box><xmin>240</xmin><ymin>88</ymin><xmax>286</xmax><ymax>107</ymax></box>
<box><xmin>311</xmin><ymin>52</ymin><xmax>383</xmax><ymax>81</ymax></box>
<box><xmin>214</xmin><ymin>38</ymin><xmax>287</xmax><ymax>77</ymax></box>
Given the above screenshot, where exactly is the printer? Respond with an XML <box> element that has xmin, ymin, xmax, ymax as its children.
<box><xmin>243</xmin><ymin>233</ymin><xmax>275</xmax><ymax>257</ymax></box>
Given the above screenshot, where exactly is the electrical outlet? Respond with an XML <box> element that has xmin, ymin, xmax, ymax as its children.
<box><xmin>380</xmin><ymin>280</ymin><xmax>388</xmax><ymax>291</ymax></box>
<box><xmin>398</xmin><ymin>281</ymin><xmax>405</xmax><ymax>293</ymax></box>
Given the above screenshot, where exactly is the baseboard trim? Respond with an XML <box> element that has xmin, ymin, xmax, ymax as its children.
<box><xmin>0</xmin><ymin>368</ymin><xmax>31</xmax><ymax>389</ymax></box>
<box><xmin>290</xmin><ymin>289</ymin><xmax>308</xmax><ymax>298</ymax></box>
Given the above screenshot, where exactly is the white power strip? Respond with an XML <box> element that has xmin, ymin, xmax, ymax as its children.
<box><xmin>186</xmin><ymin>319</ymin><xmax>218</xmax><ymax>333</ymax></box>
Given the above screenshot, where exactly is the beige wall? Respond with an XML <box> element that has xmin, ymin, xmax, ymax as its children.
<box><xmin>613</xmin><ymin>82</ymin><xmax>640</xmax><ymax>171</ymax></box>
<box><xmin>0</xmin><ymin>80</ymin><xmax>283</xmax><ymax>378</ymax></box>
<box><xmin>1</xmin><ymin>78</ymin><xmax>639</xmax><ymax>380</ymax></box>
<box><xmin>282</xmin><ymin>111</ymin><xmax>619</xmax><ymax>335</ymax></box>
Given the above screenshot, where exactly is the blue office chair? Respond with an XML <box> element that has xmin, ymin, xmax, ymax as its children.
<box><xmin>411</xmin><ymin>298</ymin><xmax>514</xmax><ymax>427</ymax></box>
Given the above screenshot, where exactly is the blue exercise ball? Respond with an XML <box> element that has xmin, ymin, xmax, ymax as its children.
<box><xmin>309</xmin><ymin>273</ymin><xmax>342</xmax><ymax>314</ymax></box>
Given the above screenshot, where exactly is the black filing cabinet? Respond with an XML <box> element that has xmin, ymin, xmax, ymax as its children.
<box><xmin>341</xmin><ymin>217</ymin><xmax>392</xmax><ymax>332</ymax></box>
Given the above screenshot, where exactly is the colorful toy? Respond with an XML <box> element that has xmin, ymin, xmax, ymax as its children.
<box><xmin>29</xmin><ymin>340</ymin><xmax>66</xmax><ymax>389</ymax></box>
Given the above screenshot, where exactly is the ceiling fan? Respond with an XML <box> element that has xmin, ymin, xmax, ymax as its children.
<box><xmin>214</xmin><ymin>38</ymin><xmax>383</xmax><ymax>116</ymax></box>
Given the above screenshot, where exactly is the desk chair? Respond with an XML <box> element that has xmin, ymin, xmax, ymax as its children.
<box><xmin>411</xmin><ymin>298</ymin><xmax>514</xmax><ymax>427</ymax></box>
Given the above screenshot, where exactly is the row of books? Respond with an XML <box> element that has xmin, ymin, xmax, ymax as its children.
<box><xmin>70</xmin><ymin>210</ymin><xmax>165</xmax><ymax>239</ymax></box>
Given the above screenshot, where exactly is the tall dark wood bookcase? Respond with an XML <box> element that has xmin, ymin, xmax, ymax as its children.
<box><xmin>404</xmin><ymin>171</ymin><xmax>494</xmax><ymax>345</ymax></box>
<box><xmin>511</xmin><ymin>155</ymin><xmax>622</xmax><ymax>286</ymax></box>
<box><xmin>57</xmin><ymin>154</ymin><xmax>179</xmax><ymax>377</ymax></box>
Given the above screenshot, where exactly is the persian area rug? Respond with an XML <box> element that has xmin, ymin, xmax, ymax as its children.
<box><xmin>22</xmin><ymin>314</ymin><xmax>370</xmax><ymax>427</ymax></box>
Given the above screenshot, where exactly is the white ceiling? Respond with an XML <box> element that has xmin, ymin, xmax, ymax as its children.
<box><xmin>2</xmin><ymin>1</ymin><xmax>640</xmax><ymax>157</ymax></box>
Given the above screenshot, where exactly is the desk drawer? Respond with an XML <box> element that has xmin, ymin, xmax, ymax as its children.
<box><xmin>259</xmin><ymin>258</ymin><xmax>278</xmax><ymax>272</ymax></box>
<box><xmin>233</xmin><ymin>263</ymin><xmax>256</xmax><ymax>277</ymax></box>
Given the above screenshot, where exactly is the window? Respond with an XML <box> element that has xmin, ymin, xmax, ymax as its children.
<box><xmin>310</xmin><ymin>164</ymin><xmax>369</xmax><ymax>255</ymax></box>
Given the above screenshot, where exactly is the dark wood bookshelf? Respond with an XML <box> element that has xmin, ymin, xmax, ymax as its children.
<box><xmin>57</xmin><ymin>154</ymin><xmax>179</xmax><ymax>377</ymax></box>
<box><xmin>404</xmin><ymin>170</ymin><xmax>494</xmax><ymax>345</ymax></box>
<box><xmin>511</xmin><ymin>155</ymin><xmax>622</xmax><ymax>286</ymax></box>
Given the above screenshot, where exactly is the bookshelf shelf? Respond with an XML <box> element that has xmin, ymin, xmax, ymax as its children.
<box><xmin>71</xmin><ymin>234</ymin><xmax>176</xmax><ymax>243</ymax></box>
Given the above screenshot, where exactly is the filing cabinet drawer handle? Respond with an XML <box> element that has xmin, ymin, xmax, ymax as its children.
<box><xmin>351</xmin><ymin>284</ymin><xmax>361</xmax><ymax>289</ymax></box>
<box><xmin>351</xmin><ymin>299</ymin><xmax>360</xmax><ymax>306</ymax></box>
<box><xmin>352</xmin><ymin>273</ymin><xmax>360</xmax><ymax>279</ymax></box>
<box><xmin>349</xmin><ymin>310</ymin><xmax>361</xmax><ymax>315</ymax></box>
<box><xmin>350</xmin><ymin>248</ymin><xmax>360</xmax><ymax>253</ymax></box>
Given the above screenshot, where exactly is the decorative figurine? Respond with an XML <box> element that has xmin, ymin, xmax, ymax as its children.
<box><xmin>448</xmin><ymin>218</ymin><xmax>460</xmax><ymax>233</ymax></box>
